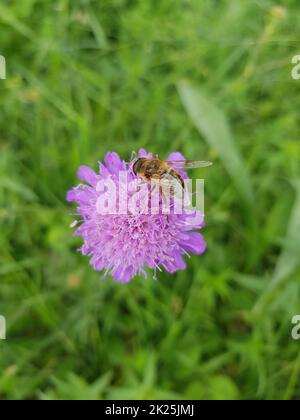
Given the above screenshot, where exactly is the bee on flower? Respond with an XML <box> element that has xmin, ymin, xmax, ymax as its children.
<box><xmin>67</xmin><ymin>149</ymin><xmax>210</xmax><ymax>283</ymax></box>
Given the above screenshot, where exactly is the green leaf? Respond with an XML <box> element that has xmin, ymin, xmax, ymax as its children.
<box><xmin>39</xmin><ymin>372</ymin><xmax>112</xmax><ymax>400</ymax></box>
<box><xmin>208</xmin><ymin>375</ymin><xmax>239</xmax><ymax>400</ymax></box>
<box><xmin>177</xmin><ymin>80</ymin><xmax>254</xmax><ymax>211</ymax></box>
<box><xmin>0</xmin><ymin>176</ymin><xmax>38</xmax><ymax>202</ymax></box>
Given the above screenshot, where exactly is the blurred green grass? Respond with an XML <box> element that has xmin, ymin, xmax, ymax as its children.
<box><xmin>0</xmin><ymin>0</ymin><xmax>300</xmax><ymax>400</ymax></box>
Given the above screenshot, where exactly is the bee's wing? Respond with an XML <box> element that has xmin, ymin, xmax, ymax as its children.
<box><xmin>165</xmin><ymin>160</ymin><xmax>213</xmax><ymax>169</ymax></box>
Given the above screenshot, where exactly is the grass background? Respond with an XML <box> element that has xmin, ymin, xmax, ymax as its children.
<box><xmin>0</xmin><ymin>0</ymin><xmax>300</xmax><ymax>400</ymax></box>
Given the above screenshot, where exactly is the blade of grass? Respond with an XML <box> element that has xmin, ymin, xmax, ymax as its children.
<box><xmin>0</xmin><ymin>176</ymin><xmax>38</xmax><ymax>202</ymax></box>
<box><xmin>0</xmin><ymin>4</ymin><xmax>35</xmax><ymax>40</ymax></box>
<box><xmin>177</xmin><ymin>80</ymin><xmax>255</xmax><ymax>214</ymax></box>
<box><xmin>253</xmin><ymin>179</ymin><xmax>300</xmax><ymax>314</ymax></box>
<box><xmin>87</xmin><ymin>7</ymin><xmax>109</xmax><ymax>50</ymax></box>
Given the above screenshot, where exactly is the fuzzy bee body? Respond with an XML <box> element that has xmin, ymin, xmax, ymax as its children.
<box><xmin>132</xmin><ymin>157</ymin><xmax>212</xmax><ymax>199</ymax></box>
<box><xmin>133</xmin><ymin>158</ymin><xmax>184</xmax><ymax>187</ymax></box>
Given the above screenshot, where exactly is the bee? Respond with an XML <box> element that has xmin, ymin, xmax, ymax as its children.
<box><xmin>131</xmin><ymin>157</ymin><xmax>212</xmax><ymax>198</ymax></box>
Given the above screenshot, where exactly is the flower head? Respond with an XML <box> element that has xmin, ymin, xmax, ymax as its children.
<box><xmin>67</xmin><ymin>149</ymin><xmax>206</xmax><ymax>283</ymax></box>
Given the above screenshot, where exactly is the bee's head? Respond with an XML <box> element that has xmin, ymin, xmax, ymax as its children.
<box><xmin>132</xmin><ymin>157</ymin><xmax>146</xmax><ymax>176</ymax></box>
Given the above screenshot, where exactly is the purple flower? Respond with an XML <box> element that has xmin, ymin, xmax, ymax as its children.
<box><xmin>67</xmin><ymin>149</ymin><xmax>206</xmax><ymax>283</ymax></box>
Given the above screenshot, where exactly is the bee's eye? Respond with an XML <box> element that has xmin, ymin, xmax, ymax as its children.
<box><xmin>132</xmin><ymin>159</ymin><xmax>142</xmax><ymax>175</ymax></box>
